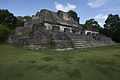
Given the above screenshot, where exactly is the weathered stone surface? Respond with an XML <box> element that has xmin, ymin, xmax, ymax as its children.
<box><xmin>8</xmin><ymin>9</ymin><xmax>115</xmax><ymax>50</ymax></box>
<box><xmin>66</xmin><ymin>33</ymin><xmax>115</xmax><ymax>49</ymax></box>
<box><xmin>30</xmin><ymin>9</ymin><xmax>79</xmax><ymax>27</ymax></box>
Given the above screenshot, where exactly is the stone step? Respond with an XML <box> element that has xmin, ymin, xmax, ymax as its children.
<box><xmin>72</xmin><ymin>40</ymin><xmax>86</xmax><ymax>43</ymax></box>
<box><xmin>70</xmin><ymin>37</ymin><xmax>83</xmax><ymax>39</ymax></box>
<box><xmin>73</xmin><ymin>43</ymin><xmax>83</xmax><ymax>45</ymax></box>
<box><xmin>70</xmin><ymin>38</ymin><xmax>85</xmax><ymax>40</ymax></box>
<box><xmin>71</xmin><ymin>38</ymin><xmax>83</xmax><ymax>40</ymax></box>
<box><xmin>71</xmin><ymin>39</ymin><xmax>85</xmax><ymax>41</ymax></box>
<box><xmin>74</xmin><ymin>45</ymin><xmax>85</xmax><ymax>47</ymax></box>
<box><xmin>67</xmin><ymin>36</ymin><xmax>80</xmax><ymax>37</ymax></box>
<box><xmin>72</xmin><ymin>40</ymin><xmax>86</xmax><ymax>42</ymax></box>
<box><xmin>75</xmin><ymin>46</ymin><xmax>86</xmax><ymax>48</ymax></box>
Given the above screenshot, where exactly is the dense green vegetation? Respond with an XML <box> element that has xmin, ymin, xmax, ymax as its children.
<box><xmin>0</xmin><ymin>24</ymin><xmax>10</xmax><ymax>42</ymax></box>
<box><xmin>85</xmin><ymin>19</ymin><xmax>101</xmax><ymax>29</ymax></box>
<box><xmin>0</xmin><ymin>44</ymin><xmax>120</xmax><ymax>80</ymax></box>
<box><xmin>103</xmin><ymin>14</ymin><xmax>120</xmax><ymax>42</ymax></box>
<box><xmin>83</xmin><ymin>15</ymin><xmax>120</xmax><ymax>42</ymax></box>
<box><xmin>16</xmin><ymin>16</ymin><xmax>32</xmax><ymax>27</ymax></box>
<box><xmin>0</xmin><ymin>9</ymin><xmax>31</xmax><ymax>30</ymax></box>
<box><xmin>0</xmin><ymin>9</ymin><xmax>17</xmax><ymax>30</ymax></box>
<box><xmin>67</xmin><ymin>10</ymin><xmax>80</xmax><ymax>23</ymax></box>
<box><xmin>0</xmin><ymin>9</ymin><xmax>31</xmax><ymax>42</ymax></box>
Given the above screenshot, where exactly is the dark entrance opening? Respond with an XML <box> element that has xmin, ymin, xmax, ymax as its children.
<box><xmin>87</xmin><ymin>32</ymin><xmax>91</xmax><ymax>35</ymax></box>
<box><xmin>72</xmin><ymin>29</ymin><xmax>75</xmax><ymax>33</ymax></box>
<box><xmin>53</xmin><ymin>26</ymin><xmax>60</xmax><ymax>32</ymax></box>
<box><xmin>64</xmin><ymin>28</ymin><xmax>70</xmax><ymax>33</ymax></box>
<box><xmin>92</xmin><ymin>33</ymin><xmax>95</xmax><ymax>36</ymax></box>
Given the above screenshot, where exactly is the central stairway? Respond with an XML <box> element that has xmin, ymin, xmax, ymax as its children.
<box><xmin>71</xmin><ymin>38</ymin><xmax>87</xmax><ymax>48</ymax></box>
<box><xmin>66</xmin><ymin>33</ymin><xmax>89</xmax><ymax>49</ymax></box>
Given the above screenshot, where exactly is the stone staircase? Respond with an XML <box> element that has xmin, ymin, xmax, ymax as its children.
<box><xmin>71</xmin><ymin>39</ymin><xmax>87</xmax><ymax>48</ymax></box>
<box><xmin>66</xmin><ymin>33</ymin><xmax>88</xmax><ymax>49</ymax></box>
<box><xmin>66</xmin><ymin>33</ymin><xmax>115</xmax><ymax>49</ymax></box>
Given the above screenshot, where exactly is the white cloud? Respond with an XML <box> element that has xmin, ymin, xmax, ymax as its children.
<box><xmin>94</xmin><ymin>14</ymin><xmax>107</xmax><ymax>20</ymax></box>
<box><xmin>94</xmin><ymin>14</ymin><xmax>107</xmax><ymax>27</ymax></box>
<box><xmin>55</xmin><ymin>2</ymin><xmax>76</xmax><ymax>12</ymax></box>
<box><xmin>98</xmin><ymin>22</ymin><xmax>104</xmax><ymax>27</ymax></box>
<box><xmin>87</xmin><ymin>0</ymin><xmax>107</xmax><ymax>8</ymax></box>
<box><xmin>100</xmin><ymin>9</ymin><xmax>120</xmax><ymax>12</ymax></box>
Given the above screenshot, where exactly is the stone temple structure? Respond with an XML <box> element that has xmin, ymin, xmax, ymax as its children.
<box><xmin>8</xmin><ymin>9</ymin><xmax>115</xmax><ymax>50</ymax></box>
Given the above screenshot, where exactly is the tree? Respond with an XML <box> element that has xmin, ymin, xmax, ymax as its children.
<box><xmin>16</xmin><ymin>16</ymin><xmax>24</xmax><ymax>27</ymax></box>
<box><xmin>23</xmin><ymin>16</ymin><xmax>31</xmax><ymax>21</ymax></box>
<box><xmin>67</xmin><ymin>10</ymin><xmax>80</xmax><ymax>23</ymax></box>
<box><xmin>103</xmin><ymin>14</ymin><xmax>120</xmax><ymax>42</ymax></box>
<box><xmin>104</xmin><ymin>14</ymin><xmax>119</xmax><ymax>30</ymax></box>
<box><xmin>0</xmin><ymin>9</ymin><xmax>17</xmax><ymax>30</ymax></box>
<box><xmin>0</xmin><ymin>24</ymin><xmax>10</xmax><ymax>42</ymax></box>
<box><xmin>80</xmin><ymin>24</ymin><xmax>93</xmax><ymax>29</ymax></box>
<box><xmin>85</xmin><ymin>19</ymin><xmax>100</xmax><ymax>29</ymax></box>
<box><xmin>17</xmin><ymin>16</ymin><xmax>25</xmax><ymax>21</ymax></box>
<box><xmin>16</xmin><ymin>16</ymin><xmax>31</xmax><ymax>27</ymax></box>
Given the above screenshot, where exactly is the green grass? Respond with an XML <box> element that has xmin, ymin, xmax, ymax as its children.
<box><xmin>0</xmin><ymin>44</ymin><xmax>120</xmax><ymax>80</ymax></box>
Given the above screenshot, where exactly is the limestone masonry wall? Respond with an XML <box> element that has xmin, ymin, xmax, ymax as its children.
<box><xmin>8</xmin><ymin>9</ymin><xmax>115</xmax><ymax>50</ymax></box>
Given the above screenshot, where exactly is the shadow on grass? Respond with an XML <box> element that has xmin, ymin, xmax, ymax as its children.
<box><xmin>25</xmin><ymin>65</ymin><xmax>37</xmax><ymax>70</ymax></box>
<box><xmin>5</xmin><ymin>73</ymin><xmax>24</xmax><ymax>79</ymax></box>
<box><xmin>41</xmin><ymin>57</ymin><xmax>54</xmax><ymax>61</ymax></box>
<box><xmin>28</xmin><ymin>60</ymin><xmax>36</xmax><ymax>63</ymax></box>
<box><xmin>36</xmin><ymin>64</ymin><xmax>59</xmax><ymax>73</ymax></box>
<box><xmin>114</xmin><ymin>55</ymin><xmax>120</xmax><ymax>58</ymax></box>
<box><xmin>65</xmin><ymin>69</ymin><xmax>82</xmax><ymax>80</ymax></box>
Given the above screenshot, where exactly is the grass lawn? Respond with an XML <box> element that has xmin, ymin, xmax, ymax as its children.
<box><xmin>0</xmin><ymin>44</ymin><xmax>120</xmax><ymax>80</ymax></box>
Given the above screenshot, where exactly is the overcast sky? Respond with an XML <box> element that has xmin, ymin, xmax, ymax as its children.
<box><xmin>0</xmin><ymin>0</ymin><xmax>120</xmax><ymax>27</ymax></box>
